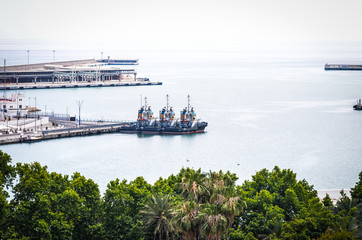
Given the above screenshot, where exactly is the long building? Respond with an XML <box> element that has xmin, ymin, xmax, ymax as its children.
<box><xmin>0</xmin><ymin>59</ymin><xmax>141</xmax><ymax>84</ymax></box>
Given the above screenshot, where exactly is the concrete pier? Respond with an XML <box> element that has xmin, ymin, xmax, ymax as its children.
<box><xmin>0</xmin><ymin>79</ymin><xmax>162</xmax><ymax>90</ymax></box>
<box><xmin>0</xmin><ymin>122</ymin><xmax>129</xmax><ymax>145</ymax></box>
<box><xmin>325</xmin><ymin>63</ymin><xmax>362</xmax><ymax>70</ymax></box>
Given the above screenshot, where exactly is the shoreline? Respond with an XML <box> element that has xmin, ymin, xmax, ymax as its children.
<box><xmin>317</xmin><ymin>189</ymin><xmax>350</xmax><ymax>204</ymax></box>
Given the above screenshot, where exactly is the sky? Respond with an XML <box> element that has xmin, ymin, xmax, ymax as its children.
<box><xmin>1</xmin><ymin>0</ymin><xmax>362</xmax><ymax>50</ymax></box>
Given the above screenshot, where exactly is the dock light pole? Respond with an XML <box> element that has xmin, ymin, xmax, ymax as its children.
<box><xmin>34</xmin><ymin>97</ymin><xmax>37</xmax><ymax>132</ymax></box>
<box><xmin>76</xmin><ymin>100</ymin><xmax>84</xmax><ymax>127</ymax></box>
<box><xmin>101</xmin><ymin>52</ymin><xmax>103</xmax><ymax>61</ymax></box>
<box><xmin>53</xmin><ymin>50</ymin><xmax>55</xmax><ymax>62</ymax></box>
<box><xmin>27</xmin><ymin>50</ymin><xmax>30</xmax><ymax>65</ymax></box>
<box><xmin>3</xmin><ymin>59</ymin><xmax>6</xmax><ymax>98</ymax></box>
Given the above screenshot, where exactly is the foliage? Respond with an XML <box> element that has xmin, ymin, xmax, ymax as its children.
<box><xmin>237</xmin><ymin>166</ymin><xmax>338</xmax><ymax>240</ymax></box>
<box><xmin>1</xmin><ymin>158</ymin><xmax>103</xmax><ymax>240</ymax></box>
<box><xmin>102</xmin><ymin>176</ymin><xmax>152</xmax><ymax>239</ymax></box>
<box><xmin>141</xmin><ymin>194</ymin><xmax>175</xmax><ymax>240</ymax></box>
<box><xmin>0</xmin><ymin>151</ymin><xmax>360</xmax><ymax>240</ymax></box>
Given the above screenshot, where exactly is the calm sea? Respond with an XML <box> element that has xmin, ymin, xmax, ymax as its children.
<box><xmin>1</xmin><ymin>41</ymin><xmax>362</xmax><ymax>194</ymax></box>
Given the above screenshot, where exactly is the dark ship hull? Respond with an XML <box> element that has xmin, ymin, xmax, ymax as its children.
<box><xmin>119</xmin><ymin>122</ymin><xmax>208</xmax><ymax>135</ymax></box>
<box><xmin>353</xmin><ymin>105</ymin><xmax>362</xmax><ymax>110</ymax></box>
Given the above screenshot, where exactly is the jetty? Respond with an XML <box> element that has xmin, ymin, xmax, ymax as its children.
<box><xmin>0</xmin><ymin>92</ymin><xmax>137</xmax><ymax>145</ymax></box>
<box><xmin>325</xmin><ymin>64</ymin><xmax>362</xmax><ymax>71</ymax></box>
<box><xmin>0</xmin><ymin>121</ymin><xmax>132</xmax><ymax>145</ymax></box>
<box><xmin>0</xmin><ymin>58</ymin><xmax>162</xmax><ymax>90</ymax></box>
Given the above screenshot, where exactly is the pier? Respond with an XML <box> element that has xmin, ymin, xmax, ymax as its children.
<box><xmin>0</xmin><ymin>58</ymin><xmax>162</xmax><ymax>89</ymax></box>
<box><xmin>0</xmin><ymin>79</ymin><xmax>161</xmax><ymax>90</ymax></box>
<box><xmin>325</xmin><ymin>64</ymin><xmax>362</xmax><ymax>71</ymax></box>
<box><xmin>0</xmin><ymin>121</ymin><xmax>132</xmax><ymax>145</ymax></box>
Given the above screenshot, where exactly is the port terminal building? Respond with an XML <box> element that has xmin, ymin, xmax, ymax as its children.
<box><xmin>0</xmin><ymin>59</ymin><xmax>145</xmax><ymax>85</ymax></box>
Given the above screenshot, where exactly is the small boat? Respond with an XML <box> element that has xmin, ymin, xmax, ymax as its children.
<box><xmin>353</xmin><ymin>99</ymin><xmax>362</xmax><ymax>110</ymax></box>
<box><xmin>23</xmin><ymin>134</ymin><xmax>43</xmax><ymax>142</ymax></box>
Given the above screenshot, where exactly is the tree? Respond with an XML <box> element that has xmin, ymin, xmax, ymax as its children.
<box><xmin>179</xmin><ymin>168</ymin><xmax>209</xmax><ymax>203</ymax></box>
<box><xmin>141</xmin><ymin>194</ymin><xmax>175</xmax><ymax>240</ymax></box>
<box><xmin>69</xmin><ymin>172</ymin><xmax>103</xmax><ymax>239</ymax></box>
<box><xmin>5</xmin><ymin>161</ymin><xmax>103</xmax><ymax>240</ymax></box>
<box><xmin>217</xmin><ymin>186</ymin><xmax>246</xmax><ymax>240</ymax></box>
<box><xmin>102</xmin><ymin>177</ymin><xmax>151</xmax><ymax>239</ymax></box>
<box><xmin>350</xmin><ymin>171</ymin><xmax>362</xmax><ymax>239</ymax></box>
<box><xmin>201</xmin><ymin>203</ymin><xmax>227</xmax><ymax>240</ymax></box>
<box><xmin>174</xmin><ymin>199</ymin><xmax>201</xmax><ymax>240</ymax></box>
<box><xmin>350</xmin><ymin>171</ymin><xmax>362</xmax><ymax>202</ymax></box>
<box><xmin>0</xmin><ymin>150</ymin><xmax>15</xmax><ymax>188</ymax></box>
<box><xmin>322</xmin><ymin>194</ymin><xmax>333</xmax><ymax>208</ymax></box>
<box><xmin>0</xmin><ymin>151</ymin><xmax>16</xmax><ymax>239</ymax></box>
<box><xmin>1</xmin><ymin>152</ymin><xmax>359</xmax><ymax>240</ymax></box>
<box><xmin>237</xmin><ymin>166</ymin><xmax>332</xmax><ymax>239</ymax></box>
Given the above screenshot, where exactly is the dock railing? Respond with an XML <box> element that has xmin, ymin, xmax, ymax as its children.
<box><xmin>79</xmin><ymin>118</ymin><xmax>133</xmax><ymax>124</ymax></box>
<box><xmin>30</xmin><ymin>112</ymin><xmax>71</xmax><ymax>121</ymax></box>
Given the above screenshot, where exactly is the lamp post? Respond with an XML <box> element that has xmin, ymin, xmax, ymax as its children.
<box><xmin>34</xmin><ymin>97</ymin><xmax>37</xmax><ymax>132</ymax></box>
<box><xmin>101</xmin><ymin>52</ymin><xmax>103</xmax><ymax>61</ymax></box>
<box><xmin>76</xmin><ymin>100</ymin><xmax>84</xmax><ymax>127</ymax></box>
<box><xmin>27</xmin><ymin>50</ymin><xmax>30</xmax><ymax>64</ymax></box>
<box><xmin>53</xmin><ymin>50</ymin><xmax>55</xmax><ymax>62</ymax></box>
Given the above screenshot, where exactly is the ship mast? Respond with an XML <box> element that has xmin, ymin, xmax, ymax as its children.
<box><xmin>144</xmin><ymin>96</ymin><xmax>148</xmax><ymax>109</ymax></box>
<box><xmin>166</xmin><ymin>94</ymin><xmax>169</xmax><ymax>111</ymax></box>
<box><xmin>187</xmin><ymin>95</ymin><xmax>191</xmax><ymax>112</ymax></box>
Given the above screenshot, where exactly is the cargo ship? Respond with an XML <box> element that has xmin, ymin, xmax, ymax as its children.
<box><xmin>119</xmin><ymin>95</ymin><xmax>208</xmax><ymax>134</ymax></box>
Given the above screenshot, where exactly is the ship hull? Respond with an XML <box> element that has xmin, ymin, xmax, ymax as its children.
<box><xmin>119</xmin><ymin>123</ymin><xmax>207</xmax><ymax>135</ymax></box>
<box><xmin>353</xmin><ymin>105</ymin><xmax>362</xmax><ymax>110</ymax></box>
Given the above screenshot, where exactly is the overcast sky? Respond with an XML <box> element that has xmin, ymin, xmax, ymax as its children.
<box><xmin>1</xmin><ymin>0</ymin><xmax>362</xmax><ymax>50</ymax></box>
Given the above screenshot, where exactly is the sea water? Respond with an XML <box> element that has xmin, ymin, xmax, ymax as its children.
<box><xmin>1</xmin><ymin>41</ymin><xmax>362</xmax><ymax>194</ymax></box>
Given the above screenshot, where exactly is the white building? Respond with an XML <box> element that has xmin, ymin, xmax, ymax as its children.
<box><xmin>0</xmin><ymin>93</ymin><xmax>29</xmax><ymax>119</ymax></box>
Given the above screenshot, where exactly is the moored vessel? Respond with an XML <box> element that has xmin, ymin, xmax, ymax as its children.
<box><xmin>353</xmin><ymin>99</ymin><xmax>362</xmax><ymax>110</ymax></box>
<box><xmin>120</xmin><ymin>95</ymin><xmax>208</xmax><ymax>134</ymax></box>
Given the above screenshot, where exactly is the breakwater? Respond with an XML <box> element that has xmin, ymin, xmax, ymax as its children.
<box><xmin>325</xmin><ymin>63</ymin><xmax>362</xmax><ymax>70</ymax></box>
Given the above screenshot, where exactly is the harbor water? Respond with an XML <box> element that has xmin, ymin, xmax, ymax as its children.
<box><xmin>1</xmin><ymin>41</ymin><xmax>362</xmax><ymax>194</ymax></box>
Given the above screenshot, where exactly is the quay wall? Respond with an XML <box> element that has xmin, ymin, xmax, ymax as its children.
<box><xmin>0</xmin><ymin>80</ymin><xmax>161</xmax><ymax>90</ymax></box>
<box><xmin>0</xmin><ymin>123</ymin><xmax>126</xmax><ymax>145</ymax></box>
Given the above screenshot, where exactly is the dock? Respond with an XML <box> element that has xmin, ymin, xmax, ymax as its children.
<box><xmin>325</xmin><ymin>64</ymin><xmax>362</xmax><ymax>71</ymax></box>
<box><xmin>0</xmin><ymin>58</ymin><xmax>162</xmax><ymax>89</ymax></box>
<box><xmin>0</xmin><ymin>122</ymin><xmax>131</xmax><ymax>145</ymax></box>
<box><xmin>0</xmin><ymin>79</ymin><xmax>161</xmax><ymax>90</ymax></box>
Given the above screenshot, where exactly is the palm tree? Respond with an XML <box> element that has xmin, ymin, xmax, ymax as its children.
<box><xmin>201</xmin><ymin>203</ymin><xmax>227</xmax><ymax>240</ymax></box>
<box><xmin>175</xmin><ymin>169</ymin><xmax>244</xmax><ymax>239</ymax></box>
<box><xmin>180</xmin><ymin>169</ymin><xmax>209</xmax><ymax>203</ymax></box>
<box><xmin>217</xmin><ymin>186</ymin><xmax>246</xmax><ymax>240</ymax></box>
<box><xmin>141</xmin><ymin>194</ymin><xmax>174</xmax><ymax>240</ymax></box>
<box><xmin>174</xmin><ymin>200</ymin><xmax>203</xmax><ymax>240</ymax></box>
